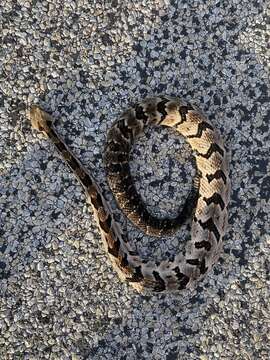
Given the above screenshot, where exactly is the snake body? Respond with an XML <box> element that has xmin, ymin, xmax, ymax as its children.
<box><xmin>29</xmin><ymin>96</ymin><xmax>230</xmax><ymax>292</ymax></box>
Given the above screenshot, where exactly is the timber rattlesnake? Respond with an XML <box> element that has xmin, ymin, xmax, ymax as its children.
<box><xmin>29</xmin><ymin>96</ymin><xmax>230</xmax><ymax>292</ymax></box>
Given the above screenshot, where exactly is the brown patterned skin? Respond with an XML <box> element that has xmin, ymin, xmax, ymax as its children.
<box><xmin>29</xmin><ymin>96</ymin><xmax>230</xmax><ymax>293</ymax></box>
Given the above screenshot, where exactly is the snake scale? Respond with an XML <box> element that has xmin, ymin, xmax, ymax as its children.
<box><xmin>29</xmin><ymin>96</ymin><xmax>230</xmax><ymax>292</ymax></box>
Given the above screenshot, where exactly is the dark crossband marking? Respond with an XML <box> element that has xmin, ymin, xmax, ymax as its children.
<box><xmin>157</xmin><ymin>99</ymin><xmax>169</xmax><ymax>123</ymax></box>
<box><xmin>199</xmin><ymin>258</ymin><xmax>208</xmax><ymax>274</ymax></box>
<box><xmin>199</xmin><ymin>143</ymin><xmax>224</xmax><ymax>159</ymax></box>
<box><xmin>179</xmin><ymin>104</ymin><xmax>193</xmax><ymax>122</ymax></box>
<box><xmin>186</xmin><ymin>258</ymin><xmax>200</xmax><ymax>266</ymax></box>
<box><xmin>186</xmin><ymin>258</ymin><xmax>208</xmax><ymax>274</ymax></box>
<box><xmin>172</xmin><ymin>266</ymin><xmax>189</xmax><ymax>290</ymax></box>
<box><xmin>152</xmin><ymin>270</ymin><xmax>166</xmax><ymax>291</ymax></box>
<box><xmin>206</xmin><ymin>170</ymin><xmax>227</xmax><ymax>184</ymax></box>
<box><xmin>120</xmin><ymin>253</ymin><xmax>129</xmax><ymax>267</ymax></box>
<box><xmin>172</xmin><ymin>266</ymin><xmax>190</xmax><ymax>289</ymax></box>
<box><xmin>135</xmin><ymin>105</ymin><xmax>148</xmax><ymax>122</ymax></box>
<box><xmin>129</xmin><ymin>250</ymin><xmax>138</xmax><ymax>256</ymax></box>
<box><xmin>187</xmin><ymin>121</ymin><xmax>214</xmax><ymax>138</ymax></box>
<box><xmin>107</xmin><ymin>237</ymin><xmax>120</xmax><ymax>258</ymax></box>
<box><xmin>173</xmin><ymin>104</ymin><xmax>194</xmax><ymax>127</ymax></box>
<box><xmin>195</xmin><ymin>240</ymin><xmax>212</xmax><ymax>251</ymax></box>
<box><xmin>173</xmin><ymin>266</ymin><xmax>186</xmax><ymax>280</ymax></box>
<box><xmin>91</xmin><ymin>192</ymin><xmax>103</xmax><ymax>209</ymax></box>
<box><xmin>127</xmin><ymin>266</ymin><xmax>144</xmax><ymax>283</ymax></box>
<box><xmin>51</xmin><ymin>135</ymin><xmax>68</xmax><ymax>153</ymax></box>
<box><xmin>203</xmin><ymin>193</ymin><xmax>225</xmax><ymax>210</ymax></box>
<box><xmin>178</xmin><ymin>277</ymin><xmax>190</xmax><ymax>289</ymax></box>
<box><xmin>117</xmin><ymin>119</ymin><xmax>133</xmax><ymax>140</ymax></box>
<box><xmin>198</xmin><ymin>218</ymin><xmax>221</xmax><ymax>242</ymax></box>
<box><xmin>99</xmin><ymin>214</ymin><xmax>112</xmax><ymax>233</ymax></box>
<box><xmin>81</xmin><ymin>175</ymin><xmax>93</xmax><ymax>188</ymax></box>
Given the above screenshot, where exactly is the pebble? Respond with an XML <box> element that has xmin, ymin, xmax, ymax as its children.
<box><xmin>0</xmin><ymin>1</ymin><xmax>269</xmax><ymax>359</ymax></box>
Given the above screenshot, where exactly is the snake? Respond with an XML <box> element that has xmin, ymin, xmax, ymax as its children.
<box><xmin>29</xmin><ymin>96</ymin><xmax>230</xmax><ymax>293</ymax></box>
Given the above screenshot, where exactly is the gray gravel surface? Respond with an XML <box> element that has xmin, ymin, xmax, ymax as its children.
<box><xmin>0</xmin><ymin>1</ymin><xmax>269</xmax><ymax>359</ymax></box>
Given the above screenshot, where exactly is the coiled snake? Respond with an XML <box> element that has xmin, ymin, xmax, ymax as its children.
<box><xmin>29</xmin><ymin>96</ymin><xmax>230</xmax><ymax>292</ymax></box>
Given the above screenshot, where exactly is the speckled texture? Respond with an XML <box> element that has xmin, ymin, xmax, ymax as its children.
<box><xmin>0</xmin><ymin>1</ymin><xmax>269</xmax><ymax>359</ymax></box>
